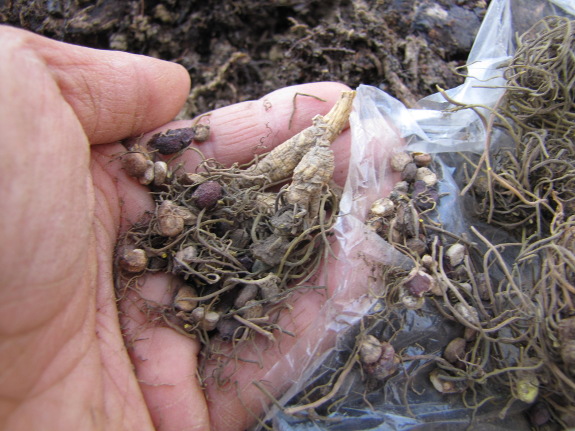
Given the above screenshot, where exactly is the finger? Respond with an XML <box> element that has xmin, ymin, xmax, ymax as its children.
<box><xmin>93</xmin><ymin>143</ymin><xmax>210</xmax><ymax>430</ymax></box>
<box><xmin>120</xmin><ymin>272</ymin><xmax>210</xmax><ymax>431</ymax></box>
<box><xmin>0</xmin><ymin>25</ymin><xmax>190</xmax><ymax>145</ymax></box>
<box><xmin>109</xmin><ymin>82</ymin><xmax>353</xmax><ymax>431</ymax></box>
<box><xmin>134</xmin><ymin>82</ymin><xmax>352</xmax><ymax>184</ymax></box>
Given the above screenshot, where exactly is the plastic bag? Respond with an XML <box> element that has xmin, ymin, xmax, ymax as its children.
<box><xmin>255</xmin><ymin>0</ymin><xmax>575</xmax><ymax>429</ymax></box>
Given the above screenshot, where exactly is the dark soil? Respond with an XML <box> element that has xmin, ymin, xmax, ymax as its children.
<box><xmin>0</xmin><ymin>0</ymin><xmax>488</xmax><ymax>117</ymax></box>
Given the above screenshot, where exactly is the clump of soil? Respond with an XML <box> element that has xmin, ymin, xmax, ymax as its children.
<box><xmin>0</xmin><ymin>0</ymin><xmax>487</xmax><ymax>115</ymax></box>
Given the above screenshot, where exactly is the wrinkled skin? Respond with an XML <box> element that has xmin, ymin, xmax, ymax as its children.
<box><xmin>0</xmin><ymin>25</ymin><xmax>358</xmax><ymax>431</ymax></box>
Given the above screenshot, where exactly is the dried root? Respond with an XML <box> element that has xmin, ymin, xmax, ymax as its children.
<box><xmin>115</xmin><ymin>90</ymin><xmax>355</xmax><ymax>363</ymax></box>
<box><xmin>319</xmin><ymin>16</ymin><xmax>575</xmax><ymax>429</ymax></box>
<box><xmin>282</xmin><ymin>21</ymin><xmax>575</xmax><ymax>425</ymax></box>
<box><xmin>241</xmin><ymin>90</ymin><xmax>354</xmax><ymax>184</ymax></box>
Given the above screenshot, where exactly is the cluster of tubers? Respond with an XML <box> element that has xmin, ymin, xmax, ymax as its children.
<box><xmin>364</xmin><ymin>150</ymin><xmax>489</xmax><ymax>394</ymax></box>
<box><xmin>116</xmin><ymin>90</ymin><xmax>355</xmax><ymax>344</ymax></box>
<box><xmin>358</xmin><ymin>334</ymin><xmax>399</xmax><ymax>381</ymax></box>
<box><xmin>367</xmin><ymin>150</ymin><xmax>438</xmax><ymax>257</ymax></box>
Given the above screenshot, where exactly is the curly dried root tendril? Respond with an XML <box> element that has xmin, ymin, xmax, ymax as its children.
<box><xmin>242</xmin><ymin>90</ymin><xmax>355</xmax><ymax>185</ymax></box>
<box><xmin>453</xmin><ymin>17</ymin><xmax>575</xmax><ymax>235</ymax></box>
<box><xmin>283</xmin><ymin>350</ymin><xmax>359</xmax><ymax>415</ymax></box>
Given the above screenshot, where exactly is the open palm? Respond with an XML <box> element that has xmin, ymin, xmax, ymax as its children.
<box><xmin>0</xmin><ymin>26</ymin><xmax>352</xmax><ymax>431</ymax></box>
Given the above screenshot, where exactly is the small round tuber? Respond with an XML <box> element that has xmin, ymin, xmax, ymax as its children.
<box><xmin>192</xmin><ymin>181</ymin><xmax>222</xmax><ymax>209</ymax></box>
<box><xmin>192</xmin><ymin>123</ymin><xmax>210</xmax><ymax>142</ymax></box>
<box><xmin>122</xmin><ymin>152</ymin><xmax>150</xmax><ymax>177</ymax></box>
<box><xmin>149</xmin><ymin>127</ymin><xmax>195</xmax><ymax>155</ymax></box>
<box><xmin>390</xmin><ymin>152</ymin><xmax>413</xmax><ymax>172</ymax></box>
<box><xmin>119</xmin><ymin>248</ymin><xmax>148</xmax><ymax>273</ymax></box>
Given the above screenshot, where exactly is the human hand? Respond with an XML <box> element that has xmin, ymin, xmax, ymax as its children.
<box><xmin>0</xmin><ymin>25</ymin><xmax>352</xmax><ymax>431</ymax></box>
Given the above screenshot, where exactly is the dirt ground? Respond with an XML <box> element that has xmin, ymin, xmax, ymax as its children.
<box><xmin>0</xmin><ymin>0</ymin><xmax>488</xmax><ymax>117</ymax></box>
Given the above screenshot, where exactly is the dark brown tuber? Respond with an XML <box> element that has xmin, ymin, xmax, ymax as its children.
<box><xmin>149</xmin><ymin>127</ymin><xmax>195</xmax><ymax>155</ymax></box>
<box><xmin>122</xmin><ymin>152</ymin><xmax>150</xmax><ymax>177</ymax></box>
<box><xmin>403</xmin><ymin>268</ymin><xmax>435</xmax><ymax>297</ymax></box>
<box><xmin>444</xmin><ymin>337</ymin><xmax>467</xmax><ymax>364</ymax></box>
<box><xmin>192</xmin><ymin>181</ymin><xmax>222</xmax><ymax>209</ymax></box>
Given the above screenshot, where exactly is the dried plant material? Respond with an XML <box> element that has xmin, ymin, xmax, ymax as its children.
<box><xmin>122</xmin><ymin>151</ymin><xmax>150</xmax><ymax>177</ymax></box>
<box><xmin>443</xmin><ymin>337</ymin><xmax>466</xmax><ymax>364</ymax></box>
<box><xmin>390</xmin><ymin>151</ymin><xmax>412</xmax><ymax>172</ymax></box>
<box><xmin>242</xmin><ymin>90</ymin><xmax>355</xmax><ymax>184</ymax></box>
<box><xmin>425</xmin><ymin>17</ymin><xmax>575</xmax><ymax>422</ymax></box>
<box><xmin>462</xmin><ymin>16</ymin><xmax>575</xmax><ymax>231</ymax></box>
<box><xmin>277</xmin><ymin>18</ymin><xmax>575</xmax><ymax>430</ymax></box>
<box><xmin>285</xmin><ymin>135</ymin><xmax>335</xmax><ymax>220</ymax></box>
<box><xmin>115</xmin><ymin>90</ymin><xmax>353</xmax><ymax>370</ymax></box>
<box><xmin>119</xmin><ymin>248</ymin><xmax>148</xmax><ymax>273</ymax></box>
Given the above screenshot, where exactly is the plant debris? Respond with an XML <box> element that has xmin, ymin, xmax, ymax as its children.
<box><xmin>278</xmin><ymin>16</ymin><xmax>575</xmax><ymax>431</ymax></box>
<box><xmin>115</xmin><ymin>90</ymin><xmax>355</xmax><ymax>355</ymax></box>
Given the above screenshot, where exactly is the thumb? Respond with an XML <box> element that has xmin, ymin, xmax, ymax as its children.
<box><xmin>0</xmin><ymin>25</ymin><xmax>191</xmax><ymax>145</ymax></box>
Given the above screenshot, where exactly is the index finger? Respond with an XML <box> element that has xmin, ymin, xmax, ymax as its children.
<box><xmin>133</xmin><ymin>82</ymin><xmax>352</xmax><ymax>185</ymax></box>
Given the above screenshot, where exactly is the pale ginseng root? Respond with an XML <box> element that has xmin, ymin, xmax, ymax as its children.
<box><xmin>285</xmin><ymin>133</ymin><xmax>335</xmax><ymax>219</ymax></box>
<box><xmin>243</xmin><ymin>90</ymin><xmax>355</xmax><ymax>185</ymax></box>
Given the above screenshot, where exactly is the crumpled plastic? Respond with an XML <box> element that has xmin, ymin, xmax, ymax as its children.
<box><xmin>255</xmin><ymin>0</ymin><xmax>575</xmax><ymax>429</ymax></box>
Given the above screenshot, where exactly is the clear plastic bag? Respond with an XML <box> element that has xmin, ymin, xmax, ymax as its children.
<box><xmin>256</xmin><ymin>0</ymin><xmax>575</xmax><ymax>429</ymax></box>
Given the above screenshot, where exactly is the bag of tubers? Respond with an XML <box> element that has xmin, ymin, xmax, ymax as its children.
<box><xmin>270</xmin><ymin>0</ymin><xmax>575</xmax><ymax>430</ymax></box>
